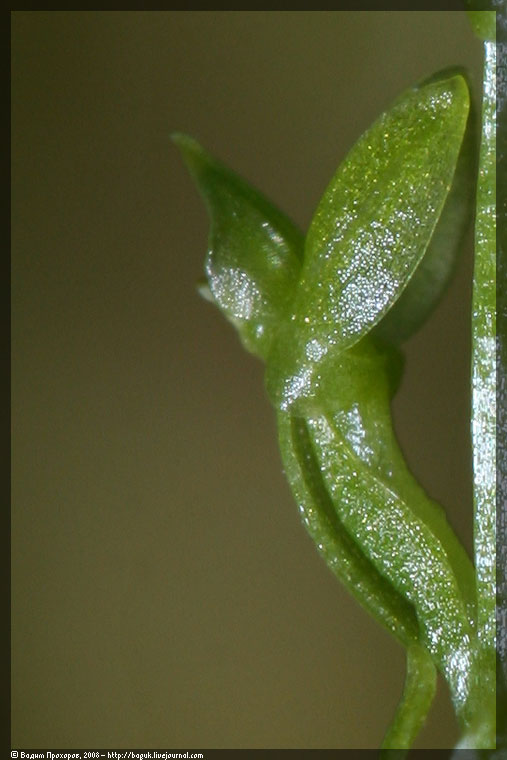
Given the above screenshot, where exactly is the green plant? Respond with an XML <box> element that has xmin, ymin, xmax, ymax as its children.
<box><xmin>174</xmin><ymin>10</ymin><xmax>497</xmax><ymax>750</ymax></box>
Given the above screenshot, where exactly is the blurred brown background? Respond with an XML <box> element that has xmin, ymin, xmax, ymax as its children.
<box><xmin>12</xmin><ymin>11</ymin><xmax>483</xmax><ymax>749</ymax></box>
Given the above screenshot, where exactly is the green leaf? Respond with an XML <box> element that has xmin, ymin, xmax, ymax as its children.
<box><xmin>303</xmin><ymin>72</ymin><xmax>470</xmax><ymax>347</ymax></box>
<box><xmin>265</xmin><ymin>73</ymin><xmax>470</xmax><ymax>410</ymax></box>
<box><xmin>373</xmin><ymin>74</ymin><xmax>476</xmax><ymax>344</ymax></box>
<box><xmin>172</xmin><ymin>133</ymin><xmax>303</xmax><ymax>359</ymax></box>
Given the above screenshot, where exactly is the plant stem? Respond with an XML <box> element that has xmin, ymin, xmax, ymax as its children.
<box><xmin>461</xmin><ymin>34</ymin><xmax>497</xmax><ymax>749</ymax></box>
<box><xmin>380</xmin><ymin>644</ymin><xmax>436</xmax><ymax>752</ymax></box>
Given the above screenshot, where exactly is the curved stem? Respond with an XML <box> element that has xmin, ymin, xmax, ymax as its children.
<box><xmin>278</xmin><ymin>412</ymin><xmax>419</xmax><ymax>647</ymax></box>
<box><xmin>381</xmin><ymin>644</ymin><xmax>437</xmax><ymax>753</ymax></box>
